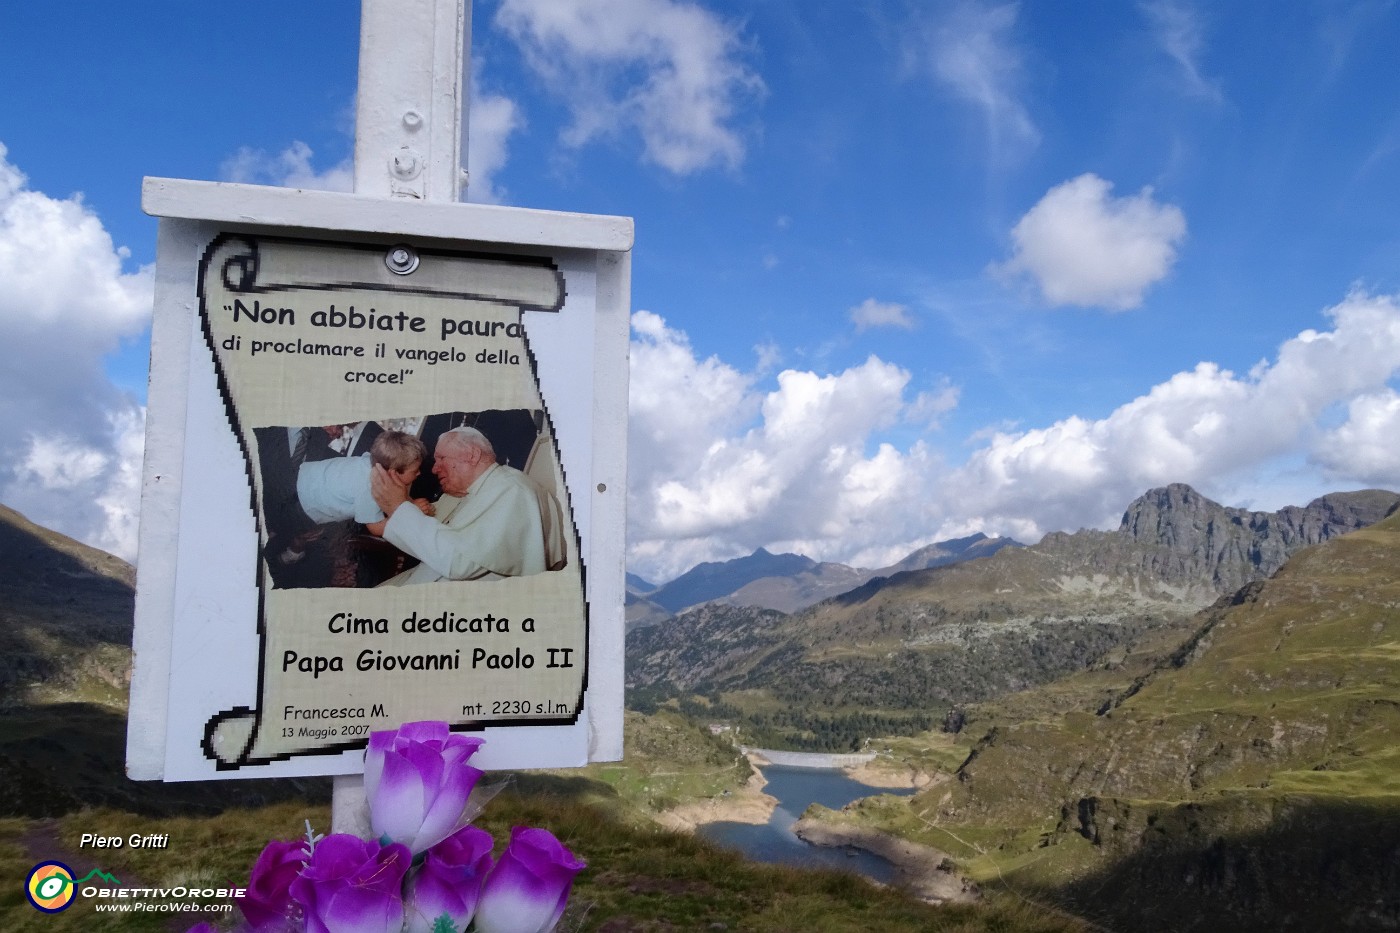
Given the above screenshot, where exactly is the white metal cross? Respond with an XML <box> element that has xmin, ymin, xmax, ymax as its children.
<box><xmin>333</xmin><ymin>0</ymin><xmax>471</xmax><ymax>834</ymax></box>
<box><xmin>354</xmin><ymin>0</ymin><xmax>471</xmax><ymax>203</ymax></box>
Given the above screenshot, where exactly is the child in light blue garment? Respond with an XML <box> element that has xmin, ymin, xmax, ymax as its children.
<box><xmin>295</xmin><ymin>429</ymin><xmax>434</xmax><ymax>535</ymax></box>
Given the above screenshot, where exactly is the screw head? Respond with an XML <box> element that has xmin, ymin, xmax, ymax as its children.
<box><xmin>390</xmin><ymin>147</ymin><xmax>422</xmax><ymax>180</ymax></box>
<box><xmin>385</xmin><ymin>245</ymin><xmax>420</xmax><ymax>276</ymax></box>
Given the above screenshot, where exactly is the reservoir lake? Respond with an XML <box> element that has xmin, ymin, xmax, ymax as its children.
<box><xmin>697</xmin><ymin>763</ymin><xmax>916</xmax><ymax>883</ymax></box>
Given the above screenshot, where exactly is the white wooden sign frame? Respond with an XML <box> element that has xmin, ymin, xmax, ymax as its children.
<box><xmin>128</xmin><ymin>178</ymin><xmax>631</xmax><ymax>781</ymax></box>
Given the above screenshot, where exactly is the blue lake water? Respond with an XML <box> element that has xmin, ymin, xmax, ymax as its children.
<box><xmin>697</xmin><ymin>764</ymin><xmax>915</xmax><ymax>883</ymax></box>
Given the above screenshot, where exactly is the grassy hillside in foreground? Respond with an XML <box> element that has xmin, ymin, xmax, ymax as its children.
<box><xmin>543</xmin><ymin>708</ymin><xmax>754</xmax><ymax>814</ymax></box>
<box><xmin>0</xmin><ymin>701</ymin><xmax>1097</xmax><ymax>932</ymax></box>
<box><xmin>0</xmin><ymin>502</ymin><xmax>1102</xmax><ymax>930</ymax></box>
<box><xmin>820</xmin><ymin>513</ymin><xmax>1400</xmax><ymax>931</ymax></box>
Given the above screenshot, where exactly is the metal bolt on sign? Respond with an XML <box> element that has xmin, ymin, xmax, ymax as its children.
<box><xmin>385</xmin><ymin>245</ymin><xmax>420</xmax><ymax>275</ymax></box>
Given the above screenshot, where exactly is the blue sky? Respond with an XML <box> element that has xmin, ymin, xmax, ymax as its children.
<box><xmin>3</xmin><ymin>1</ymin><xmax>1400</xmax><ymax>581</ymax></box>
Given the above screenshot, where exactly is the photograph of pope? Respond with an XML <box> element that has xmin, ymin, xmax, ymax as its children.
<box><xmin>372</xmin><ymin>425</ymin><xmax>568</xmax><ymax>585</ymax></box>
<box><xmin>254</xmin><ymin>411</ymin><xmax>569</xmax><ymax>588</ymax></box>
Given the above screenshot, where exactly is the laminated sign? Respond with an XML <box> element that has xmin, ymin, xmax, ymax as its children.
<box><xmin>195</xmin><ymin>234</ymin><xmax>588</xmax><ymax>769</ymax></box>
<box><xmin>129</xmin><ymin>184</ymin><xmax>629</xmax><ymax>782</ymax></box>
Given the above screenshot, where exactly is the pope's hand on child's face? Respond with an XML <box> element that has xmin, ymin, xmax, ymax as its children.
<box><xmin>370</xmin><ymin>463</ymin><xmax>412</xmax><ymax>514</ymax></box>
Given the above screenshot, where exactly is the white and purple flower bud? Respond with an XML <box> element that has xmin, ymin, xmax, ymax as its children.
<box><xmin>474</xmin><ymin>826</ymin><xmax>586</xmax><ymax>933</ymax></box>
<box><xmin>404</xmin><ymin>824</ymin><xmax>495</xmax><ymax>933</ymax></box>
<box><xmin>364</xmin><ymin>720</ymin><xmax>485</xmax><ymax>854</ymax></box>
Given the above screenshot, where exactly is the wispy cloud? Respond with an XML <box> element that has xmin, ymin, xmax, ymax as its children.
<box><xmin>221</xmin><ymin>75</ymin><xmax>522</xmax><ymax>203</ymax></box>
<box><xmin>908</xmin><ymin>378</ymin><xmax>961</xmax><ymax>430</ymax></box>
<box><xmin>1316</xmin><ymin>0</ymin><xmax>1395</xmax><ymax>80</ymax></box>
<box><xmin>909</xmin><ymin>2</ymin><xmax>1039</xmax><ymax>160</ymax></box>
<box><xmin>849</xmin><ymin>297</ymin><xmax>915</xmax><ymax>332</ymax></box>
<box><xmin>494</xmin><ymin>0</ymin><xmax>763</xmax><ymax>174</ymax></box>
<box><xmin>1141</xmin><ymin>0</ymin><xmax>1223</xmax><ymax>103</ymax></box>
<box><xmin>220</xmin><ymin>141</ymin><xmax>353</xmax><ymax>192</ymax></box>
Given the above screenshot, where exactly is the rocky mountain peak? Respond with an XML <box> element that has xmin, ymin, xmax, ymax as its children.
<box><xmin>1118</xmin><ymin>483</ymin><xmax>1214</xmax><ymax>541</ymax></box>
<box><xmin>1114</xmin><ymin>483</ymin><xmax>1400</xmax><ymax>595</ymax></box>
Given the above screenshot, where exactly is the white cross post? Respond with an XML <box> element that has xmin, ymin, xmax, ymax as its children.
<box><xmin>133</xmin><ymin>0</ymin><xmax>628</xmax><ymax>805</ymax></box>
<box><xmin>332</xmin><ymin>0</ymin><xmax>472</xmax><ymax>834</ymax></box>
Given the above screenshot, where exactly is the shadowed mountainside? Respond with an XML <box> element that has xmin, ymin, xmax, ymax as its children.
<box><xmin>0</xmin><ymin>503</ymin><xmax>135</xmax><ymax>706</ymax></box>
<box><xmin>0</xmin><ymin>504</ymin><xmax>332</xmax><ymax>819</ymax></box>
<box><xmin>831</xmin><ymin>509</ymin><xmax>1400</xmax><ymax>931</ymax></box>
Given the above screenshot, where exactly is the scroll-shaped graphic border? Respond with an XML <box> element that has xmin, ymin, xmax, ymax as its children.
<box><xmin>192</xmin><ymin>233</ymin><xmax>589</xmax><ymax>770</ymax></box>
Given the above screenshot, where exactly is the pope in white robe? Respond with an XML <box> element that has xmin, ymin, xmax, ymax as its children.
<box><xmin>373</xmin><ymin>426</ymin><xmax>567</xmax><ymax>584</ymax></box>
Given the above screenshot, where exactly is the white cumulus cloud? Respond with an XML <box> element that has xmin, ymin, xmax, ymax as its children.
<box><xmin>626</xmin><ymin>291</ymin><xmax>1400</xmax><ymax>583</ymax></box>
<box><xmin>994</xmin><ymin>173</ymin><xmax>1187</xmax><ymax>310</ymax></box>
<box><xmin>628</xmin><ymin>312</ymin><xmax>948</xmax><ymax>580</ymax></box>
<box><xmin>466</xmin><ymin>86</ymin><xmax>524</xmax><ymax>204</ymax></box>
<box><xmin>944</xmin><ymin>290</ymin><xmax>1400</xmax><ymax>537</ymax></box>
<box><xmin>220</xmin><ymin>78</ymin><xmax>520</xmax><ymax>203</ymax></box>
<box><xmin>0</xmin><ymin>143</ymin><xmax>151</xmax><ymax>559</ymax></box>
<box><xmin>494</xmin><ymin>0</ymin><xmax>763</xmax><ymax>174</ymax></box>
<box><xmin>1312</xmin><ymin>388</ymin><xmax>1400</xmax><ymax>488</ymax></box>
<box><xmin>849</xmin><ymin>297</ymin><xmax>915</xmax><ymax>332</ymax></box>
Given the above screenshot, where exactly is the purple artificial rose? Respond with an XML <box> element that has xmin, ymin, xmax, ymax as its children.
<box><xmin>404</xmin><ymin>824</ymin><xmax>496</xmax><ymax>933</ymax></box>
<box><xmin>288</xmin><ymin>834</ymin><xmax>411</xmax><ymax>933</ymax></box>
<box><xmin>235</xmin><ymin>837</ymin><xmax>309</xmax><ymax>931</ymax></box>
<box><xmin>473</xmin><ymin>827</ymin><xmax>586</xmax><ymax>933</ymax></box>
<box><xmin>365</xmin><ymin>720</ymin><xmax>485</xmax><ymax>853</ymax></box>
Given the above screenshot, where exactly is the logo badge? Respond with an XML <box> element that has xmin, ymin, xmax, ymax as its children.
<box><xmin>26</xmin><ymin>861</ymin><xmax>76</xmax><ymax>913</ymax></box>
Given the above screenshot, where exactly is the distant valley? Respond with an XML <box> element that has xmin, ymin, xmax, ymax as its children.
<box><xmin>628</xmin><ymin>482</ymin><xmax>1400</xmax><ymax>929</ymax></box>
<box><xmin>627</xmin><ymin>484</ymin><xmax>1400</xmax><ymax>751</ymax></box>
<box><xmin>831</xmin><ymin>497</ymin><xmax>1400</xmax><ymax>932</ymax></box>
<box><xmin>4</xmin><ymin>482</ymin><xmax>1398</xmax><ymax>931</ymax></box>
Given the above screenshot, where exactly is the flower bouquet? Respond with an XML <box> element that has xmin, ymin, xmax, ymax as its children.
<box><xmin>189</xmin><ymin>721</ymin><xmax>585</xmax><ymax>933</ymax></box>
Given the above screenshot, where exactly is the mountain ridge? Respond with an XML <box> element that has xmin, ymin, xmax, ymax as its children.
<box><xmin>631</xmin><ymin>533</ymin><xmax>1025</xmax><ymax>623</ymax></box>
<box><xmin>627</xmin><ymin>484</ymin><xmax>1400</xmax><ymax>749</ymax></box>
<box><xmin>645</xmin><ymin>547</ymin><xmax>819</xmax><ymax>614</ymax></box>
<box><xmin>864</xmin><ymin>508</ymin><xmax>1400</xmax><ymax>931</ymax></box>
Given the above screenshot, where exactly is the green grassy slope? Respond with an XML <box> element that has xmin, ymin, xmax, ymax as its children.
<box><xmin>836</xmin><ymin>513</ymin><xmax>1400</xmax><ymax>931</ymax></box>
<box><xmin>0</xmin><ymin>504</ymin><xmax>134</xmax><ymax>708</ymax></box>
<box><xmin>0</xmin><ymin>701</ymin><xmax>1097</xmax><ymax>932</ymax></box>
<box><xmin>551</xmin><ymin>708</ymin><xmax>753</xmax><ymax>813</ymax></box>
<box><xmin>0</xmin><ymin>503</ymin><xmax>1094</xmax><ymax>931</ymax></box>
